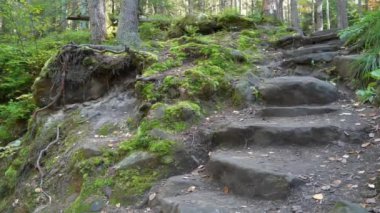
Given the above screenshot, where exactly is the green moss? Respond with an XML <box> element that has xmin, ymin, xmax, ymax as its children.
<box><xmin>135</xmin><ymin>81</ymin><xmax>160</xmax><ymax>102</ymax></box>
<box><xmin>143</xmin><ymin>57</ymin><xmax>183</xmax><ymax>76</ymax></box>
<box><xmin>181</xmin><ymin>63</ymin><xmax>229</xmax><ymax>99</ymax></box>
<box><xmin>108</xmin><ymin>168</ymin><xmax>163</xmax><ymax>206</ymax></box>
<box><xmin>164</xmin><ymin>101</ymin><xmax>201</xmax><ymax>123</ymax></box>
<box><xmin>97</xmin><ymin>123</ymin><xmax>117</xmax><ymax>136</ymax></box>
<box><xmin>217</xmin><ymin>9</ymin><xmax>256</xmax><ymax>30</ymax></box>
<box><xmin>82</xmin><ymin>56</ymin><xmax>98</xmax><ymax>67</ymax></box>
<box><xmin>66</xmin><ymin>176</ymin><xmax>113</xmax><ymax>212</ymax></box>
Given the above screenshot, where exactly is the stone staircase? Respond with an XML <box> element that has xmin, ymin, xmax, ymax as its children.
<box><xmin>148</xmin><ymin>32</ymin><xmax>369</xmax><ymax>213</ymax></box>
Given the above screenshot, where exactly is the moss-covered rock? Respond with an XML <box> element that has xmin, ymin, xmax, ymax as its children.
<box><xmin>168</xmin><ymin>13</ymin><xmax>256</xmax><ymax>38</ymax></box>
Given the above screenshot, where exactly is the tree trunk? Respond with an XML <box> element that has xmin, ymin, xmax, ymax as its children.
<box><xmin>61</xmin><ymin>0</ymin><xmax>68</xmax><ymax>30</ymax></box>
<box><xmin>263</xmin><ymin>0</ymin><xmax>276</xmax><ymax>16</ymax></box>
<box><xmin>188</xmin><ymin>0</ymin><xmax>193</xmax><ymax>14</ymax></box>
<box><xmin>276</xmin><ymin>0</ymin><xmax>284</xmax><ymax>21</ymax></box>
<box><xmin>311</xmin><ymin>0</ymin><xmax>315</xmax><ymax>32</ymax></box>
<box><xmin>326</xmin><ymin>0</ymin><xmax>330</xmax><ymax>30</ymax></box>
<box><xmin>290</xmin><ymin>0</ymin><xmax>300</xmax><ymax>30</ymax></box>
<box><xmin>337</xmin><ymin>0</ymin><xmax>348</xmax><ymax>29</ymax></box>
<box><xmin>116</xmin><ymin>0</ymin><xmax>141</xmax><ymax>48</ymax></box>
<box><xmin>80</xmin><ymin>0</ymin><xmax>89</xmax><ymax>29</ymax></box>
<box><xmin>358</xmin><ymin>0</ymin><xmax>363</xmax><ymax>17</ymax></box>
<box><xmin>315</xmin><ymin>0</ymin><xmax>323</xmax><ymax>31</ymax></box>
<box><xmin>365</xmin><ymin>0</ymin><xmax>369</xmax><ymax>11</ymax></box>
<box><xmin>88</xmin><ymin>0</ymin><xmax>106</xmax><ymax>44</ymax></box>
<box><xmin>220</xmin><ymin>0</ymin><xmax>226</xmax><ymax>11</ymax></box>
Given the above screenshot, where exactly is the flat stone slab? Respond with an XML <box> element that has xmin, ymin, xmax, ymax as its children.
<box><xmin>284</xmin><ymin>44</ymin><xmax>340</xmax><ymax>58</ymax></box>
<box><xmin>206</xmin><ymin>149</ymin><xmax>313</xmax><ymax>199</ymax></box>
<box><xmin>259</xmin><ymin>76</ymin><xmax>338</xmax><ymax>106</ymax></box>
<box><xmin>257</xmin><ymin>105</ymin><xmax>339</xmax><ymax>117</ymax></box>
<box><xmin>209</xmin><ymin>112</ymin><xmax>367</xmax><ymax>147</ymax></box>
<box><xmin>287</xmin><ymin>51</ymin><xmax>338</xmax><ymax>65</ymax></box>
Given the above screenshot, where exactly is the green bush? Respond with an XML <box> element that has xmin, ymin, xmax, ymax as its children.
<box><xmin>340</xmin><ymin>10</ymin><xmax>380</xmax><ymax>80</ymax></box>
<box><xmin>0</xmin><ymin>94</ymin><xmax>36</xmax><ymax>145</ymax></box>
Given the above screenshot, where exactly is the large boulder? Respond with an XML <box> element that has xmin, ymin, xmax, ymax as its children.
<box><xmin>32</xmin><ymin>45</ymin><xmax>156</xmax><ymax>107</ymax></box>
<box><xmin>259</xmin><ymin>76</ymin><xmax>338</xmax><ymax>106</ymax></box>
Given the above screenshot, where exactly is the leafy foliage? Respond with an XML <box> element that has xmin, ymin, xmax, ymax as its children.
<box><xmin>340</xmin><ymin>10</ymin><xmax>380</xmax><ymax>80</ymax></box>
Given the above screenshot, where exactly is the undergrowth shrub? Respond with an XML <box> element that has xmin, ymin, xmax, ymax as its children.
<box><xmin>340</xmin><ymin>11</ymin><xmax>380</xmax><ymax>104</ymax></box>
<box><xmin>0</xmin><ymin>94</ymin><xmax>36</xmax><ymax>145</ymax></box>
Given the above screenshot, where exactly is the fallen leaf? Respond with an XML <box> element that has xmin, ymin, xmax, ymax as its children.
<box><xmin>34</xmin><ymin>188</ymin><xmax>42</xmax><ymax>193</ymax></box>
<box><xmin>368</xmin><ymin>184</ymin><xmax>376</xmax><ymax>189</ymax></box>
<box><xmin>313</xmin><ymin>193</ymin><xmax>324</xmax><ymax>200</ymax></box>
<box><xmin>366</xmin><ymin>198</ymin><xmax>376</xmax><ymax>204</ymax></box>
<box><xmin>116</xmin><ymin>203</ymin><xmax>121</xmax><ymax>208</ymax></box>
<box><xmin>223</xmin><ymin>186</ymin><xmax>229</xmax><ymax>194</ymax></box>
<box><xmin>149</xmin><ymin>193</ymin><xmax>156</xmax><ymax>201</ymax></box>
<box><xmin>347</xmin><ymin>184</ymin><xmax>358</xmax><ymax>189</ymax></box>
<box><xmin>331</xmin><ymin>180</ymin><xmax>342</xmax><ymax>187</ymax></box>
<box><xmin>321</xmin><ymin>185</ymin><xmax>331</xmax><ymax>191</ymax></box>
<box><xmin>362</xmin><ymin>142</ymin><xmax>371</xmax><ymax>148</ymax></box>
<box><xmin>187</xmin><ymin>186</ymin><xmax>196</xmax><ymax>192</ymax></box>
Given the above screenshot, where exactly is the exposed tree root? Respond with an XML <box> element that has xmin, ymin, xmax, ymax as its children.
<box><xmin>36</xmin><ymin>126</ymin><xmax>60</xmax><ymax>204</ymax></box>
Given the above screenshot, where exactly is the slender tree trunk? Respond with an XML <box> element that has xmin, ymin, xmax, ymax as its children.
<box><xmin>80</xmin><ymin>0</ymin><xmax>88</xmax><ymax>29</ymax></box>
<box><xmin>188</xmin><ymin>0</ymin><xmax>193</xmax><ymax>14</ymax></box>
<box><xmin>311</xmin><ymin>0</ymin><xmax>315</xmax><ymax>32</ymax></box>
<box><xmin>263</xmin><ymin>0</ymin><xmax>276</xmax><ymax>16</ymax></box>
<box><xmin>358</xmin><ymin>0</ymin><xmax>363</xmax><ymax>17</ymax></box>
<box><xmin>61</xmin><ymin>0</ymin><xmax>68</xmax><ymax>30</ymax></box>
<box><xmin>326</xmin><ymin>0</ymin><xmax>330</xmax><ymax>29</ymax></box>
<box><xmin>117</xmin><ymin>0</ymin><xmax>141</xmax><ymax>48</ymax></box>
<box><xmin>276</xmin><ymin>0</ymin><xmax>284</xmax><ymax>21</ymax></box>
<box><xmin>88</xmin><ymin>0</ymin><xmax>107</xmax><ymax>44</ymax></box>
<box><xmin>315</xmin><ymin>0</ymin><xmax>323</xmax><ymax>31</ymax></box>
<box><xmin>365</xmin><ymin>0</ymin><xmax>369</xmax><ymax>11</ymax></box>
<box><xmin>337</xmin><ymin>0</ymin><xmax>348</xmax><ymax>29</ymax></box>
<box><xmin>290</xmin><ymin>0</ymin><xmax>300</xmax><ymax>31</ymax></box>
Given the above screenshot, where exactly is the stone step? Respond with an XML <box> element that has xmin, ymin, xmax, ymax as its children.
<box><xmin>283</xmin><ymin>44</ymin><xmax>340</xmax><ymax>58</ymax></box>
<box><xmin>210</xmin><ymin>113</ymin><xmax>367</xmax><ymax>147</ymax></box>
<box><xmin>206</xmin><ymin>149</ymin><xmax>313</xmax><ymax>200</ymax></box>
<box><xmin>284</xmin><ymin>51</ymin><xmax>339</xmax><ymax>65</ymax></box>
<box><xmin>258</xmin><ymin>76</ymin><xmax>338</xmax><ymax>106</ymax></box>
<box><xmin>149</xmin><ymin>173</ymin><xmax>287</xmax><ymax>213</ymax></box>
<box><xmin>257</xmin><ymin>105</ymin><xmax>339</xmax><ymax>117</ymax></box>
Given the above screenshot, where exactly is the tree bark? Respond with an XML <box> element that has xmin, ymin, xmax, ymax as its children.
<box><xmin>276</xmin><ymin>0</ymin><xmax>284</xmax><ymax>21</ymax></box>
<box><xmin>263</xmin><ymin>0</ymin><xmax>277</xmax><ymax>16</ymax></box>
<box><xmin>116</xmin><ymin>0</ymin><xmax>141</xmax><ymax>48</ymax></box>
<box><xmin>337</xmin><ymin>0</ymin><xmax>348</xmax><ymax>29</ymax></box>
<box><xmin>80</xmin><ymin>0</ymin><xmax>89</xmax><ymax>29</ymax></box>
<box><xmin>358</xmin><ymin>0</ymin><xmax>363</xmax><ymax>17</ymax></box>
<box><xmin>311</xmin><ymin>0</ymin><xmax>315</xmax><ymax>32</ymax></box>
<box><xmin>88</xmin><ymin>0</ymin><xmax>107</xmax><ymax>44</ymax></box>
<box><xmin>290</xmin><ymin>0</ymin><xmax>300</xmax><ymax>30</ymax></box>
<box><xmin>315</xmin><ymin>0</ymin><xmax>323</xmax><ymax>31</ymax></box>
<box><xmin>326</xmin><ymin>0</ymin><xmax>330</xmax><ymax>30</ymax></box>
<box><xmin>188</xmin><ymin>0</ymin><xmax>194</xmax><ymax>14</ymax></box>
